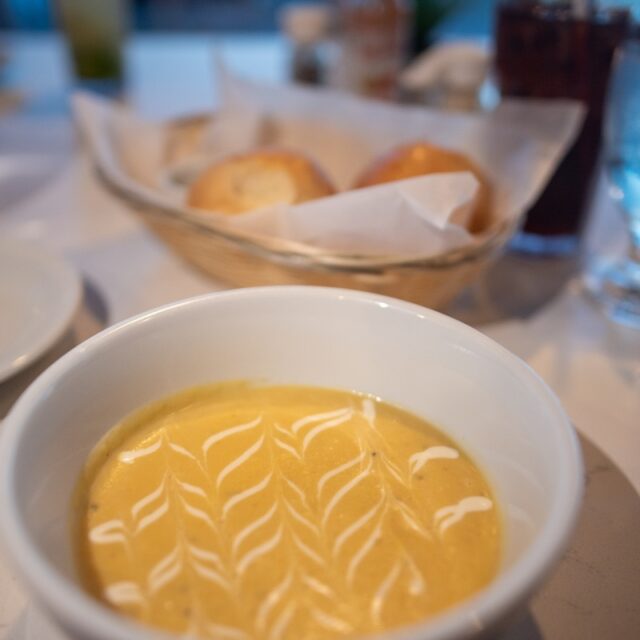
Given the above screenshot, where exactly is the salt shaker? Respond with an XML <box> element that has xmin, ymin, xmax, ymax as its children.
<box><xmin>281</xmin><ymin>3</ymin><xmax>332</xmax><ymax>86</ymax></box>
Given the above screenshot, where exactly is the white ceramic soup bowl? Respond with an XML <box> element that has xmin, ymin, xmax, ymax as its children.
<box><xmin>0</xmin><ymin>286</ymin><xmax>583</xmax><ymax>640</ymax></box>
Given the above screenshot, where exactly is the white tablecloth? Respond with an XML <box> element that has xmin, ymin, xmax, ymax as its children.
<box><xmin>0</xmin><ymin>31</ymin><xmax>638</xmax><ymax>640</ymax></box>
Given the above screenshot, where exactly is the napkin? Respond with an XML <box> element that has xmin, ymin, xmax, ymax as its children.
<box><xmin>73</xmin><ymin>69</ymin><xmax>584</xmax><ymax>259</ymax></box>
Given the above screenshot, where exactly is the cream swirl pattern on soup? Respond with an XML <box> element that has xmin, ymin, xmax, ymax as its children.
<box><xmin>74</xmin><ymin>384</ymin><xmax>500</xmax><ymax>640</ymax></box>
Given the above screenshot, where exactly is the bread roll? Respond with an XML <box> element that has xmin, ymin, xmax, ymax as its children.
<box><xmin>187</xmin><ymin>149</ymin><xmax>336</xmax><ymax>215</ymax></box>
<box><xmin>354</xmin><ymin>142</ymin><xmax>491</xmax><ymax>232</ymax></box>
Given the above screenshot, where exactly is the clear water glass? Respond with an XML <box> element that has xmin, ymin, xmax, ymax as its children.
<box><xmin>585</xmin><ymin>37</ymin><xmax>640</xmax><ymax>329</ymax></box>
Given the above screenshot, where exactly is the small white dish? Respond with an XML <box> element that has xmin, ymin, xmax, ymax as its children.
<box><xmin>0</xmin><ymin>240</ymin><xmax>81</xmax><ymax>383</ymax></box>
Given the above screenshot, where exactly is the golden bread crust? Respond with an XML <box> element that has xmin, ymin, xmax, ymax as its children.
<box><xmin>354</xmin><ymin>143</ymin><xmax>492</xmax><ymax>232</ymax></box>
<box><xmin>187</xmin><ymin>149</ymin><xmax>336</xmax><ymax>215</ymax></box>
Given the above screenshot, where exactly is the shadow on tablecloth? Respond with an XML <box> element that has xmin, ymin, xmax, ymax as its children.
<box><xmin>448</xmin><ymin>250</ymin><xmax>581</xmax><ymax>327</ymax></box>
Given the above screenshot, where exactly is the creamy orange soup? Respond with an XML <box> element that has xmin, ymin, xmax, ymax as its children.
<box><xmin>74</xmin><ymin>383</ymin><xmax>500</xmax><ymax>639</ymax></box>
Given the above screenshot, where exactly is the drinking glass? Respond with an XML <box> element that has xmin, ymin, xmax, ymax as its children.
<box><xmin>495</xmin><ymin>1</ymin><xmax>630</xmax><ymax>257</ymax></box>
<box><xmin>584</xmin><ymin>37</ymin><xmax>640</xmax><ymax>329</ymax></box>
<box><xmin>56</xmin><ymin>0</ymin><xmax>126</xmax><ymax>96</ymax></box>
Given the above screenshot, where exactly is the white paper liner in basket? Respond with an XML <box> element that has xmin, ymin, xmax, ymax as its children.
<box><xmin>72</xmin><ymin>70</ymin><xmax>584</xmax><ymax>261</ymax></box>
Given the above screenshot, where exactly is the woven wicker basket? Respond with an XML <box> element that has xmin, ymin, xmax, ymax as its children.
<box><xmin>97</xmin><ymin>115</ymin><xmax>519</xmax><ymax>310</ymax></box>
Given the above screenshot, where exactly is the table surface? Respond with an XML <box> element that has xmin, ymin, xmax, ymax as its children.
<box><xmin>0</xmin><ymin>31</ymin><xmax>639</xmax><ymax>640</ymax></box>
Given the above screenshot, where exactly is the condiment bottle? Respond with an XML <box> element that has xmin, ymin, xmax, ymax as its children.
<box><xmin>337</xmin><ymin>0</ymin><xmax>412</xmax><ymax>100</ymax></box>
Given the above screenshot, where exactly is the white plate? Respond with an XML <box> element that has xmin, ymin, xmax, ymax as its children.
<box><xmin>0</xmin><ymin>240</ymin><xmax>81</xmax><ymax>383</ymax></box>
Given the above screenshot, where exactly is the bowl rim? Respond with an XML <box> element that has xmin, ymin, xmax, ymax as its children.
<box><xmin>0</xmin><ymin>286</ymin><xmax>583</xmax><ymax>640</ymax></box>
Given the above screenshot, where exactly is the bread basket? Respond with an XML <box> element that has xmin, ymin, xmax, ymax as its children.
<box><xmin>96</xmin><ymin>114</ymin><xmax>518</xmax><ymax>309</ymax></box>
